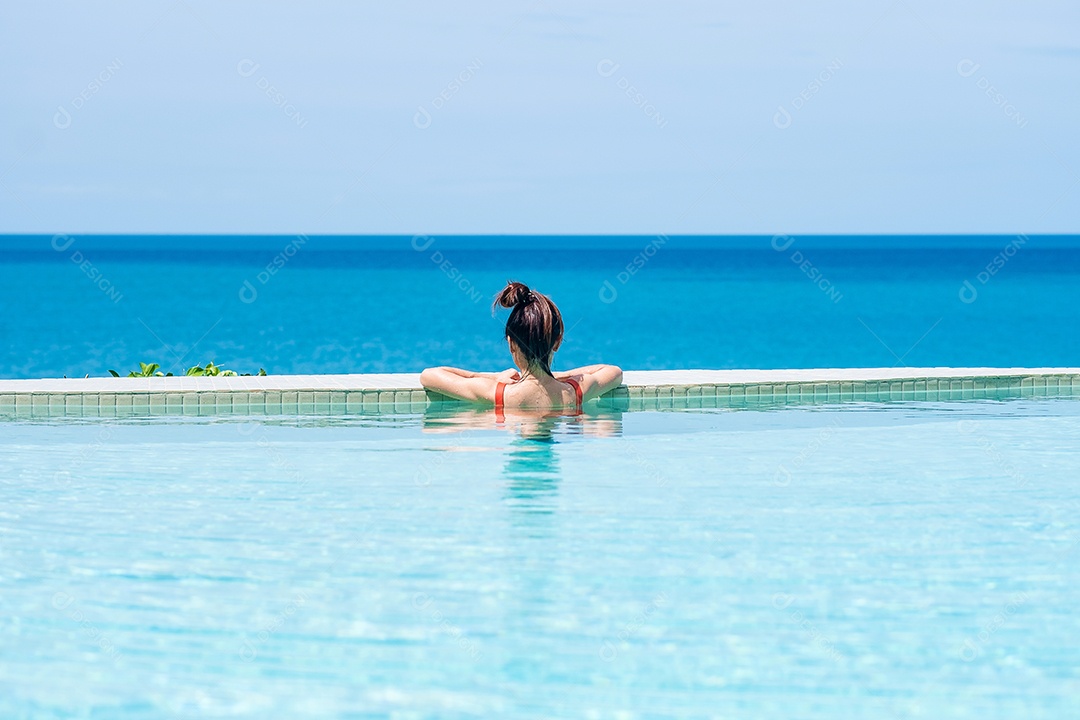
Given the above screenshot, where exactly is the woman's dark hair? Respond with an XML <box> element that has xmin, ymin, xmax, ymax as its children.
<box><xmin>493</xmin><ymin>281</ymin><xmax>564</xmax><ymax>376</ymax></box>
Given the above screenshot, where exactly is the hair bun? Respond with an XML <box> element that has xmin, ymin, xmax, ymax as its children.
<box><xmin>495</xmin><ymin>281</ymin><xmax>531</xmax><ymax>309</ymax></box>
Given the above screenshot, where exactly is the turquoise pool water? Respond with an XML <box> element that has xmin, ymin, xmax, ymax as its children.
<box><xmin>3</xmin><ymin>399</ymin><xmax>1079</xmax><ymax>718</ymax></box>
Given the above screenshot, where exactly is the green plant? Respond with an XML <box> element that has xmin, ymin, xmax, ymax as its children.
<box><xmin>184</xmin><ymin>361</ymin><xmax>234</xmax><ymax>377</ymax></box>
<box><xmin>109</xmin><ymin>362</ymin><xmax>166</xmax><ymax>377</ymax></box>
<box><xmin>108</xmin><ymin>362</ymin><xmax>267</xmax><ymax>378</ymax></box>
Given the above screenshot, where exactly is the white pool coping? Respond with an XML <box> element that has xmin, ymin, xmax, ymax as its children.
<box><xmin>0</xmin><ymin>367</ymin><xmax>1078</xmax><ymax>394</ymax></box>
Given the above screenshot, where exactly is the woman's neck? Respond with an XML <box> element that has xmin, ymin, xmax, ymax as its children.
<box><xmin>518</xmin><ymin>363</ymin><xmax>553</xmax><ymax>383</ymax></box>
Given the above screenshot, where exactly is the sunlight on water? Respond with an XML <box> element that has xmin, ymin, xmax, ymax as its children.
<box><xmin>2</xmin><ymin>399</ymin><xmax>1079</xmax><ymax>717</ymax></box>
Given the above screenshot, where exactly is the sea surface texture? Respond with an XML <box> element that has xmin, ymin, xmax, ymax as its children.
<box><xmin>1</xmin><ymin>234</ymin><xmax>1077</xmax><ymax>378</ymax></box>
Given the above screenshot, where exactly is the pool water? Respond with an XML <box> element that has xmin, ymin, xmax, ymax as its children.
<box><xmin>2</xmin><ymin>399</ymin><xmax>1079</xmax><ymax>718</ymax></box>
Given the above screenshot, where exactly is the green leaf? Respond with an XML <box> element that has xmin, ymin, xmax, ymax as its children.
<box><xmin>111</xmin><ymin>361</ymin><xmax>263</xmax><ymax>379</ymax></box>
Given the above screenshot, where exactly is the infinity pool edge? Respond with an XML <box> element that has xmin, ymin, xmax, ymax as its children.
<box><xmin>1</xmin><ymin>368</ymin><xmax>1079</xmax><ymax>418</ymax></box>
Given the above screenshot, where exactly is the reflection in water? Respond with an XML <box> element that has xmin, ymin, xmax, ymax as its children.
<box><xmin>421</xmin><ymin>404</ymin><xmax>624</xmax><ymax>518</ymax></box>
<box><xmin>420</xmin><ymin>403</ymin><xmax>624</xmax><ymax>439</ymax></box>
<box><xmin>503</xmin><ymin>417</ymin><xmax>561</xmax><ymax>515</ymax></box>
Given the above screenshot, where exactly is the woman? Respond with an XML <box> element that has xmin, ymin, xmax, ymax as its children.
<box><xmin>420</xmin><ymin>281</ymin><xmax>623</xmax><ymax>411</ymax></box>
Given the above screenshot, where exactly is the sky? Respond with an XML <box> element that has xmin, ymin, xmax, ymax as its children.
<box><xmin>1</xmin><ymin>1</ymin><xmax>1077</xmax><ymax>235</ymax></box>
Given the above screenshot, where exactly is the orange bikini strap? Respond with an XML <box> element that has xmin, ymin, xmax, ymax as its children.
<box><xmin>564</xmin><ymin>377</ymin><xmax>583</xmax><ymax>408</ymax></box>
<box><xmin>494</xmin><ymin>381</ymin><xmax>506</xmax><ymax>422</ymax></box>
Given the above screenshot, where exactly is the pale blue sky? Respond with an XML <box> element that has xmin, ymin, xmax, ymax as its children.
<box><xmin>1</xmin><ymin>1</ymin><xmax>1077</xmax><ymax>234</ymax></box>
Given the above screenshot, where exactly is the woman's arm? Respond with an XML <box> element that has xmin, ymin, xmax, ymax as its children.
<box><xmin>553</xmin><ymin>364</ymin><xmax>612</xmax><ymax>379</ymax></box>
<box><xmin>419</xmin><ymin>366</ymin><xmax>517</xmax><ymax>403</ymax></box>
<box><xmin>555</xmin><ymin>364</ymin><xmax>623</xmax><ymax>401</ymax></box>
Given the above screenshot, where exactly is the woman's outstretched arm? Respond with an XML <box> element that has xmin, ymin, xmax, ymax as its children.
<box><xmin>554</xmin><ymin>364</ymin><xmax>614</xmax><ymax>378</ymax></box>
<box><xmin>554</xmin><ymin>364</ymin><xmax>623</xmax><ymax>400</ymax></box>
<box><xmin>420</xmin><ymin>366</ymin><xmax>518</xmax><ymax>403</ymax></box>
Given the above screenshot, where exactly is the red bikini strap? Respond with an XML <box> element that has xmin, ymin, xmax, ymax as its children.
<box><xmin>564</xmin><ymin>377</ymin><xmax>583</xmax><ymax>408</ymax></box>
<box><xmin>494</xmin><ymin>382</ymin><xmax>506</xmax><ymax>422</ymax></box>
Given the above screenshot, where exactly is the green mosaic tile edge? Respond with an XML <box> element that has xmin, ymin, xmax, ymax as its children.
<box><xmin>1</xmin><ymin>375</ymin><xmax>1079</xmax><ymax>417</ymax></box>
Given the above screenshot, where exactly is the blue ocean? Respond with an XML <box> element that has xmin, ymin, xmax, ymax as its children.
<box><xmin>1</xmin><ymin>234</ymin><xmax>1077</xmax><ymax>379</ymax></box>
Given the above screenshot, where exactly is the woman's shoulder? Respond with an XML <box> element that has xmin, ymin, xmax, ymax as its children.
<box><xmin>499</xmin><ymin>378</ymin><xmax>578</xmax><ymax>409</ymax></box>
